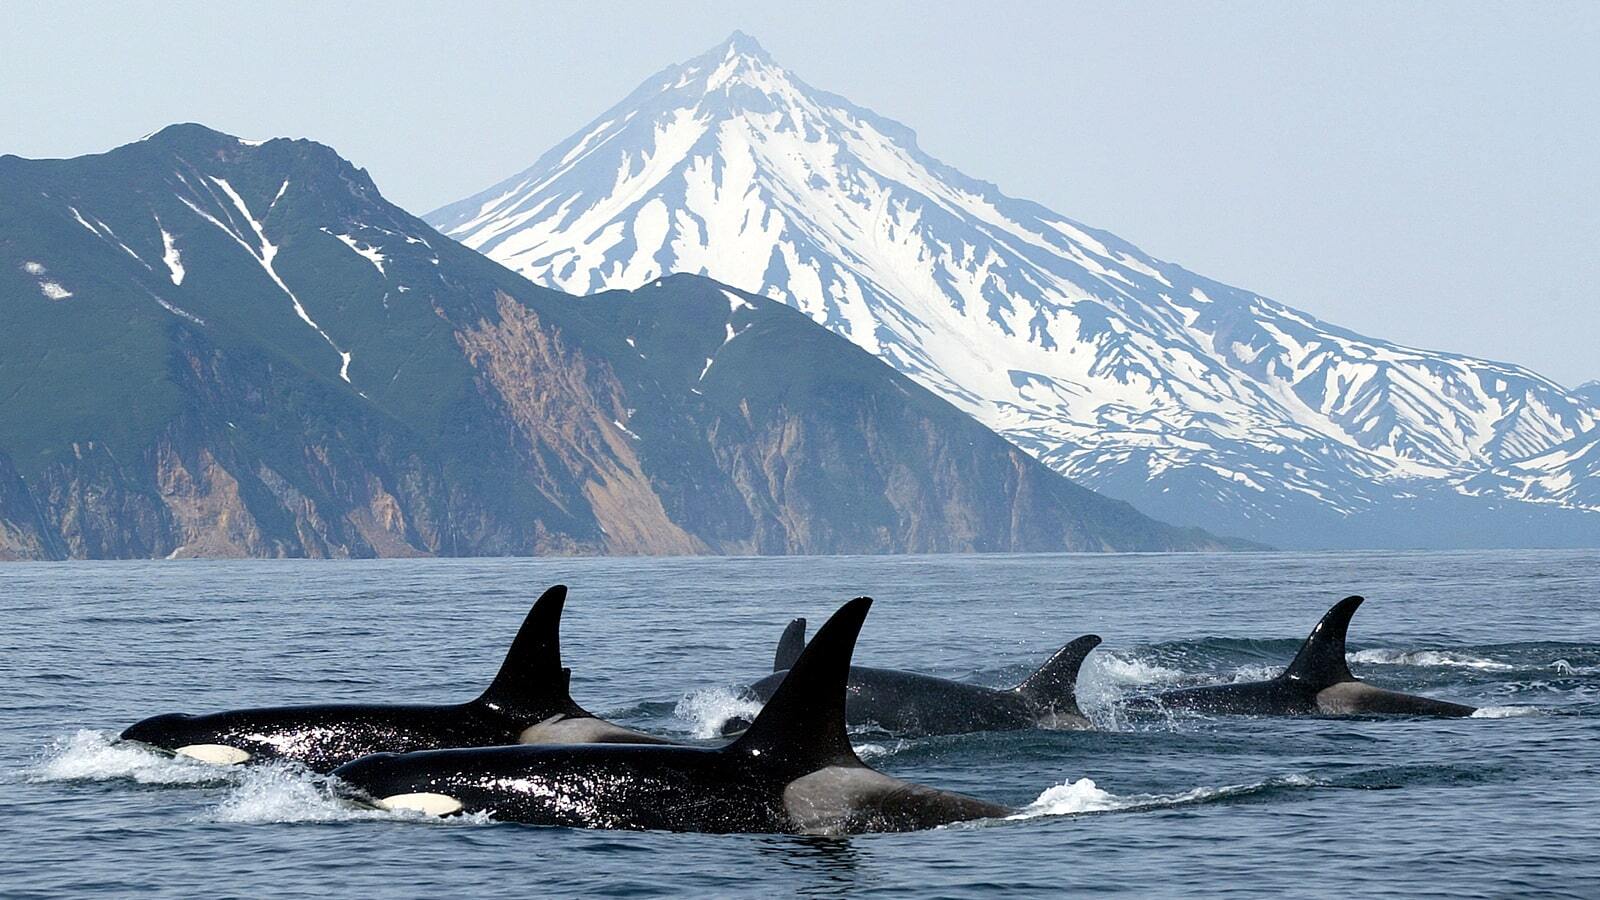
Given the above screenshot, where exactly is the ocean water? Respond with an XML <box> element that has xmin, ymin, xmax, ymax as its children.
<box><xmin>2</xmin><ymin>551</ymin><xmax>1596</xmax><ymax>898</ymax></box>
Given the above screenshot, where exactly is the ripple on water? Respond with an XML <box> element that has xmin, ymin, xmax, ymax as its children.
<box><xmin>2</xmin><ymin>552</ymin><xmax>1596</xmax><ymax>899</ymax></box>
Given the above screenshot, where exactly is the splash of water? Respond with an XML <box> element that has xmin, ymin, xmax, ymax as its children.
<box><xmin>211</xmin><ymin>764</ymin><xmax>383</xmax><ymax>823</ymax></box>
<box><xmin>27</xmin><ymin>730</ymin><xmax>232</xmax><ymax>786</ymax></box>
<box><xmin>1074</xmin><ymin>651</ymin><xmax>1190</xmax><ymax>728</ymax></box>
<box><xmin>673</xmin><ymin>686</ymin><xmax>765</xmax><ymax>739</ymax></box>
<box><xmin>1087</xmin><ymin>652</ymin><xmax>1186</xmax><ymax>687</ymax></box>
<box><xmin>1009</xmin><ymin>778</ymin><xmax>1124</xmax><ymax>817</ymax></box>
<box><xmin>207</xmin><ymin>763</ymin><xmax>496</xmax><ymax>825</ymax></box>
<box><xmin>1228</xmin><ymin>664</ymin><xmax>1285</xmax><ymax>683</ymax></box>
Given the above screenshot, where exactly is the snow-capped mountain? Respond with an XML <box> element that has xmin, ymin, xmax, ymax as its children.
<box><xmin>429</xmin><ymin>32</ymin><xmax>1600</xmax><ymax>547</ymax></box>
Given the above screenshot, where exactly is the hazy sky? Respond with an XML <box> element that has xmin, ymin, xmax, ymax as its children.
<box><xmin>5</xmin><ymin>1</ymin><xmax>1596</xmax><ymax>385</ymax></box>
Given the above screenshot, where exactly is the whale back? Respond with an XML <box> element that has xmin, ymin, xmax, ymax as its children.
<box><xmin>1279</xmin><ymin>595</ymin><xmax>1363</xmax><ymax>689</ymax></box>
<box><xmin>773</xmin><ymin>618</ymin><xmax>807</xmax><ymax>672</ymax></box>
<box><xmin>474</xmin><ymin>584</ymin><xmax>588</xmax><ymax>721</ymax></box>
<box><xmin>732</xmin><ymin>598</ymin><xmax>871</xmax><ymax>773</ymax></box>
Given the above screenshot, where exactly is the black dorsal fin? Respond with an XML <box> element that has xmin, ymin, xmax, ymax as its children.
<box><xmin>1013</xmin><ymin>635</ymin><xmax>1102</xmax><ymax>718</ymax></box>
<box><xmin>773</xmin><ymin>618</ymin><xmax>807</xmax><ymax>672</ymax></box>
<box><xmin>731</xmin><ymin>598</ymin><xmax>871</xmax><ymax>771</ymax></box>
<box><xmin>475</xmin><ymin>584</ymin><xmax>586</xmax><ymax>719</ymax></box>
<box><xmin>1280</xmin><ymin>595</ymin><xmax>1363</xmax><ymax>688</ymax></box>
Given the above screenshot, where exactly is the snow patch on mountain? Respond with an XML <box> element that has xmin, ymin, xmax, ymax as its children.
<box><xmin>323</xmin><ymin>229</ymin><xmax>387</xmax><ymax>275</ymax></box>
<box><xmin>157</xmin><ymin>219</ymin><xmax>185</xmax><ymax>285</ymax></box>
<box><xmin>178</xmin><ymin>175</ymin><xmax>354</xmax><ymax>383</ymax></box>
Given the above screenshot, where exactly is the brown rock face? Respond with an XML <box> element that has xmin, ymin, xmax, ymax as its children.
<box><xmin>456</xmin><ymin>294</ymin><xmax>705</xmax><ymax>556</ymax></box>
<box><xmin>155</xmin><ymin>444</ymin><xmax>268</xmax><ymax>558</ymax></box>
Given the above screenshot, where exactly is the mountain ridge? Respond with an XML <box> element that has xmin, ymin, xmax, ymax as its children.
<box><xmin>0</xmin><ymin>123</ymin><xmax>1244</xmax><ymax>559</ymax></box>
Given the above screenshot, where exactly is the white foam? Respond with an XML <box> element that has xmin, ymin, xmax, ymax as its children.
<box><xmin>1009</xmin><ymin>778</ymin><xmax>1123</xmax><ymax>817</ymax></box>
<box><xmin>1470</xmin><ymin>706</ymin><xmax>1542</xmax><ymax>718</ymax></box>
<box><xmin>27</xmin><ymin>729</ymin><xmax>228</xmax><ymax>785</ymax></box>
<box><xmin>673</xmin><ymin>686</ymin><xmax>765</xmax><ymax>739</ymax></box>
<box><xmin>1010</xmin><ymin>773</ymin><xmax>1320</xmax><ymax>820</ymax></box>
<box><xmin>1349</xmin><ymin>649</ymin><xmax>1515</xmax><ymax>671</ymax></box>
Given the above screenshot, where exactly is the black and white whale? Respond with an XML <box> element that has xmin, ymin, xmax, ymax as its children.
<box><xmin>333</xmin><ymin>597</ymin><xmax>1016</xmax><ymax>832</ymax></box>
<box><xmin>721</xmin><ymin>618</ymin><xmax>1101</xmax><ymax>737</ymax></box>
<box><xmin>119</xmin><ymin>585</ymin><xmax>670</xmax><ymax>772</ymax></box>
<box><xmin>1131</xmin><ymin>595</ymin><xmax>1477</xmax><ymax>717</ymax></box>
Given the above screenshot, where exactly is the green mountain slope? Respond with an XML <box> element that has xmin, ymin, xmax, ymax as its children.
<box><xmin>0</xmin><ymin>125</ymin><xmax>1249</xmax><ymax>558</ymax></box>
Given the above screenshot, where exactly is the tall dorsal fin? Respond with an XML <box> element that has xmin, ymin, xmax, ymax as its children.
<box><xmin>773</xmin><ymin>617</ymin><xmax>807</xmax><ymax>671</ymax></box>
<box><xmin>475</xmin><ymin>584</ymin><xmax>587</xmax><ymax>719</ymax></box>
<box><xmin>731</xmin><ymin>598</ymin><xmax>871</xmax><ymax>771</ymax></box>
<box><xmin>1280</xmin><ymin>595</ymin><xmax>1363</xmax><ymax>688</ymax></box>
<box><xmin>1013</xmin><ymin>635</ymin><xmax>1102</xmax><ymax>718</ymax></box>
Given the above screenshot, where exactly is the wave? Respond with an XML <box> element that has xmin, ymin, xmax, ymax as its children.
<box><xmin>1009</xmin><ymin>773</ymin><xmax>1320</xmax><ymax>820</ymax></box>
<box><xmin>1349</xmin><ymin>649</ymin><xmax>1515</xmax><ymax>671</ymax></box>
<box><xmin>1548</xmin><ymin>658</ymin><xmax>1600</xmax><ymax>676</ymax></box>
<box><xmin>26</xmin><ymin>729</ymin><xmax>233</xmax><ymax>786</ymax></box>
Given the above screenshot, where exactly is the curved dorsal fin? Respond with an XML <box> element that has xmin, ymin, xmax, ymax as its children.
<box><xmin>475</xmin><ymin>584</ymin><xmax>586</xmax><ymax>719</ymax></box>
<box><xmin>1014</xmin><ymin>634</ymin><xmax>1102</xmax><ymax>717</ymax></box>
<box><xmin>731</xmin><ymin>598</ymin><xmax>871</xmax><ymax>771</ymax></box>
<box><xmin>774</xmin><ymin>617</ymin><xmax>807</xmax><ymax>672</ymax></box>
<box><xmin>1280</xmin><ymin>595</ymin><xmax>1363</xmax><ymax>688</ymax></box>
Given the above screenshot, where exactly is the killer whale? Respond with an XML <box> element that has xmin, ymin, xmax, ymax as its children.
<box><xmin>333</xmin><ymin>597</ymin><xmax>1016</xmax><ymax>834</ymax></box>
<box><xmin>722</xmin><ymin>618</ymin><xmax>1102</xmax><ymax>736</ymax></box>
<box><xmin>1132</xmin><ymin>595</ymin><xmax>1476</xmax><ymax>717</ymax></box>
<box><xmin>119</xmin><ymin>585</ymin><xmax>670</xmax><ymax>772</ymax></box>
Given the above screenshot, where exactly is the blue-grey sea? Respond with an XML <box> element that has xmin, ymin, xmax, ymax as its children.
<box><xmin>2</xmin><ymin>551</ymin><xmax>1596</xmax><ymax>898</ymax></box>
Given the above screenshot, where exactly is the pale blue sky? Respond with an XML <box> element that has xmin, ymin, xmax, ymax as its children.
<box><xmin>4</xmin><ymin>1</ymin><xmax>1596</xmax><ymax>385</ymax></box>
